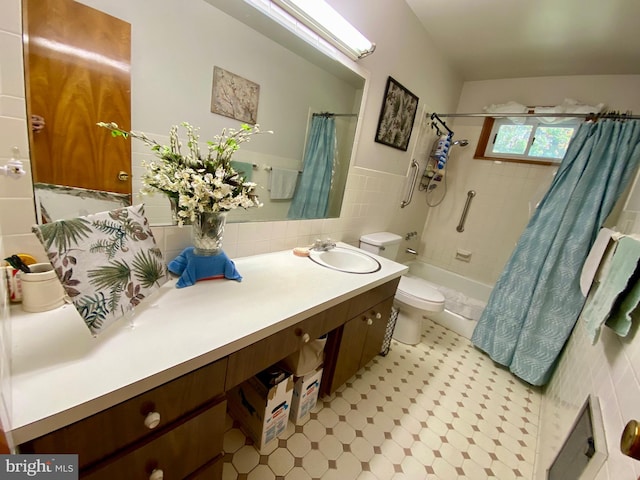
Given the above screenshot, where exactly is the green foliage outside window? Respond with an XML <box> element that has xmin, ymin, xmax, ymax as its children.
<box><xmin>529</xmin><ymin>126</ymin><xmax>574</xmax><ymax>159</ymax></box>
<box><xmin>491</xmin><ymin>122</ymin><xmax>575</xmax><ymax>160</ymax></box>
<box><xmin>494</xmin><ymin>125</ymin><xmax>533</xmax><ymax>155</ymax></box>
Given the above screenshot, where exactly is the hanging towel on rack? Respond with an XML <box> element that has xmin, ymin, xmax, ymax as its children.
<box><xmin>269</xmin><ymin>167</ymin><xmax>299</xmax><ymax>200</ymax></box>
<box><xmin>582</xmin><ymin>236</ymin><xmax>640</xmax><ymax>344</ymax></box>
<box><xmin>579</xmin><ymin>227</ymin><xmax>617</xmax><ymax>296</ymax></box>
<box><xmin>230</xmin><ymin>161</ymin><xmax>253</xmax><ymax>182</ymax></box>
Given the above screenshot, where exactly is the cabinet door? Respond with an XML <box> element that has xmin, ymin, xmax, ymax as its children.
<box><xmin>359</xmin><ymin>296</ymin><xmax>394</xmax><ymax>369</ymax></box>
<box><xmin>325</xmin><ymin>315</ymin><xmax>368</xmax><ymax>393</ymax></box>
<box><xmin>322</xmin><ymin>295</ymin><xmax>395</xmax><ymax>395</ymax></box>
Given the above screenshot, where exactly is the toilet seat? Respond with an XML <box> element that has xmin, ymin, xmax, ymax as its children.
<box><xmin>395</xmin><ymin>275</ymin><xmax>445</xmax><ymax>312</ymax></box>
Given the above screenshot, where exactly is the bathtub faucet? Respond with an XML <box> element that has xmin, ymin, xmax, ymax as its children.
<box><xmin>406</xmin><ymin>248</ymin><xmax>418</xmax><ymax>255</ymax></box>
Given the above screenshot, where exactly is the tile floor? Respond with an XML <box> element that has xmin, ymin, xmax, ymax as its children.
<box><xmin>222</xmin><ymin>319</ymin><xmax>542</xmax><ymax>479</ymax></box>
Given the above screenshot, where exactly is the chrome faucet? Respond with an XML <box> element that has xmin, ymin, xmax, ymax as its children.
<box><xmin>312</xmin><ymin>238</ymin><xmax>336</xmax><ymax>251</ymax></box>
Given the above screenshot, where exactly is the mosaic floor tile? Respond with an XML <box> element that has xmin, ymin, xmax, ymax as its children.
<box><xmin>223</xmin><ymin>319</ymin><xmax>541</xmax><ymax>479</ymax></box>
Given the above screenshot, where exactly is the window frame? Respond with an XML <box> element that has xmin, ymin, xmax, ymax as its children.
<box><xmin>474</xmin><ymin>116</ymin><xmax>580</xmax><ymax>165</ymax></box>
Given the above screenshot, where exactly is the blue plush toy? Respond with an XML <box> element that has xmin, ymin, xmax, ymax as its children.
<box><xmin>167</xmin><ymin>247</ymin><xmax>242</xmax><ymax>288</ymax></box>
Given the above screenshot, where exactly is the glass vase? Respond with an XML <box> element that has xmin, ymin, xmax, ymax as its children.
<box><xmin>168</xmin><ymin>196</ymin><xmax>191</xmax><ymax>226</ymax></box>
<box><xmin>192</xmin><ymin>211</ymin><xmax>227</xmax><ymax>256</ymax></box>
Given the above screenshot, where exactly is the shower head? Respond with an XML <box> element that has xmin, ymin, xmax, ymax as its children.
<box><xmin>452</xmin><ymin>139</ymin><xmax>469</xmax><ymax>147</ymax></box>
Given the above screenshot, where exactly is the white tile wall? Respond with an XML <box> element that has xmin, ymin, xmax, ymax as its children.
<box><xmin>0</xmin><ymin>0</ymin><xmax>23</xmax><ymax>451</ymax></box>
<box><xmin>419</xmin><ymin>124</ymin><xmax>556</xmax><ymax>285</ymax></box>
<box><xmin>535</xmin><ymin>314</ymin><xmax>640</xmax><ymax>480</ymax></box>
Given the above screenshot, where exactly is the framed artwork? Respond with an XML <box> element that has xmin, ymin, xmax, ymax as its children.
<box><xmin>211</xmin><ymin>67</ymin><xmax>260</xmax><ymax>124</ymax></box>
<box><xmin>374</xmin><ymin>76</ymin><xmax>419</xmax><ymax>151</ymax></box>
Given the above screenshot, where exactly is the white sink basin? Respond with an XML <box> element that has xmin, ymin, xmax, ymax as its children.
<box><xmin>308</xmin><ymin>247</ymin><xmax>381</xmax><ymax>274</ymax></box>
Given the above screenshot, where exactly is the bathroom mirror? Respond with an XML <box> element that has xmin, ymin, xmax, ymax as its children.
<box><xmin>23</xmin><ymin>0</ymin><xmax>367</xmax><ymax>225</ymax></box>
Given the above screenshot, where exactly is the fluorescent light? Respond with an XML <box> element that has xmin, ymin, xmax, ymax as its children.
<box><xmin>247</xmin><ymin>0</ymin><xmax>375</xmax><ymax>60</ymax></box>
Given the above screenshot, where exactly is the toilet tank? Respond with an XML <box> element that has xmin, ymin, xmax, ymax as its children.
<box><xmin>359</xmin><ymin>232</ymin><xmax>402</xmax><ymax>260</ymax></box>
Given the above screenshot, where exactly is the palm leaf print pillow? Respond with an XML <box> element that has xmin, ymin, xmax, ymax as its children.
<box><xmin>32</xmin><ymin>204</ymin><xmax>168</xmax><ymax>335</ymax></box>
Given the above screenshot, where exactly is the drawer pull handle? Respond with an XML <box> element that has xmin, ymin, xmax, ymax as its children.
<box><xmin>366</xmin><ymin>318</ymin><xmax>373</xmax><ymax>326</ymax></box>
<box><xmin>301</xmin><ymin>333</ymin><xmax>310</xmax><ymax>343</ymax></box>
<box><xmin>149</xmin><ymin>468</ymin><xmax>164</xmax><ymax>480</ymax></box>
<box><xmin>374</xmin><ymin>312</ymin><xmax>382</xmax><ymax>320</ymax></box>
<box><xmin>144</xmin><ymin>411</ymin><xmax>161</xmax><ymax>429</ymax></box>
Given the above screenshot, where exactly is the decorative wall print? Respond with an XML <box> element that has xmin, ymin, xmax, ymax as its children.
<box><xmin>211</xmin><ymin>67</ymin><xmax>260</xmax><ymax>124</ymax></box>
<box><xmin>374</xmin><ymin>76</ymin><xmax>419</xmax><ymax>151</ymax></box>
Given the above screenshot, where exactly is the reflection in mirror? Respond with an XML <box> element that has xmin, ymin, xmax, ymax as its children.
<box><xmin>23</xmin><ymin>0</ymin><xmax>367</xmax><ymax>226</ymax></box>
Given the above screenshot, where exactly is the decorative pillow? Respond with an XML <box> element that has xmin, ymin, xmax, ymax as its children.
<box><xmin>32</xmin><ymin>204</ymin><xmax>168</xmax><ymax>335</ymax></box>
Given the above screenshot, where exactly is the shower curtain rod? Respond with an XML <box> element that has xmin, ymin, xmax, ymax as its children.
<box><xmin>313</xmin><ymin>112</ymin><xmax>358</xmax><ymax>117</ymax></box>
<box><xmin>432</xmin><ymin>112</ymin><xmax>640</xmax><ymax>120</ymax></box>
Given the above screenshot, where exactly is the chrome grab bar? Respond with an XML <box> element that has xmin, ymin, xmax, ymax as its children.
<box><xmin>456</xmin><ymin>190</ymin><xmax>476</xmax><ymax>232</ymax></box>
<box><xmin>401</xmin><ymin>159</ymin><xmax>420</xmax><ymax>208</ymax></box>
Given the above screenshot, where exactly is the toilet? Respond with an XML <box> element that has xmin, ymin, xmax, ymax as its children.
<box><xmin>359</xmin><ymin>232</ymin><xmax>445</xmax><ymax>345</ymax></box>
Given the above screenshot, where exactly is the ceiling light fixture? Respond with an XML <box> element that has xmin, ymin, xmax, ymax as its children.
<box><xmin>245</xmin><ymin>0</ymin><xmax>375</xmax><ymax>60</ymax></box>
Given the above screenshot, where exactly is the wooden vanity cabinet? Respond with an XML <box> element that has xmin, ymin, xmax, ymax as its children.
<box><xmin>321</xmin><ymin>279</ymin><xmax>399</xmax><ymax>396</ymax></box>
<box><xmin>81</xmin><ymin>399</ymin><xmax>226</xmax><ymax>480</ymax></box>
<box><xmin>18</xmin><ymin>276</ymin><xmax>401</xmax><ymax>479</ymax></box>
<box><xmin>20</xmin><ymin>358</ymin><xmax>227</xmax><ymax>477</ymax></box>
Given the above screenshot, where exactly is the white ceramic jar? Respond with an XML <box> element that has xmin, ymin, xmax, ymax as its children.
<box><xmin>19</xmin><ymin>263</ymin><xmax>66</xmax><ymax>313</ymax></box>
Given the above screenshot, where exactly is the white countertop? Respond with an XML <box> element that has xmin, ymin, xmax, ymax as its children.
<box><xmin>9</xmin><ymin>244</ymin><xmax>407</xmax><ymax>444</ymax></box>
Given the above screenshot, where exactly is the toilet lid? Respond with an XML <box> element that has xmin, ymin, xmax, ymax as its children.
<box><xmin>396</xmin><ymin>275</ymin><xmax>445</xmax><ymax>311</ymax></box>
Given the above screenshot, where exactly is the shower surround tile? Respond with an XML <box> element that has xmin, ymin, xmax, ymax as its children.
<box><xmin>223</xmin><ymin>319</ymin><xmax>541</xmax><ymax>479</ymax></box>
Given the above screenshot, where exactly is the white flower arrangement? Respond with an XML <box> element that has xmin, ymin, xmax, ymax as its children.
<box><xmin>98</xmin><ymin>122</ymin><xmax>270</xmax><ymax>225</ymax></box>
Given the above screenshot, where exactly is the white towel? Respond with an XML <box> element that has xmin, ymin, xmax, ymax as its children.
<box><xmin>269</xmin><ymin>168</ymin><xmax>299</xmax><ymax>200</ymax></box>
<box><xmin>580</xmin><ymin>228</ymin><xmax>617</xmax><ymax>296</ymax></box>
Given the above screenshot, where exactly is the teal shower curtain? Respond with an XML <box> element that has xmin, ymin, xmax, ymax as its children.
<box><xmin>471</xmin><ymin>119</ymin><xmax>640</xmax><ymax>386</ymax></box>
<box><xmin>288</xmin><ymin>116</ymin><xmax>336</xmax><ymax>219</ymax></box>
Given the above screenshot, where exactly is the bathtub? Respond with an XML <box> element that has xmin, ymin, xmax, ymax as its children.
<box><xmin>403</xmin><ymin>261</ymin><xmax>494</xmax><ymax>339</ymax></box>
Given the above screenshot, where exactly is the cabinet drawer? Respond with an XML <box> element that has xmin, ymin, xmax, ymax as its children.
<box><xmin>22</xmin><ymin>358</ymin><xmax>227</xmax><ymax>469</ymax></box>
<box><xmin>81</xmin><ymin>399</ymin><xmax>226</xmax><ymax>480</ymax></box>
<box><xmin>226</xmin><ymin>311</ymin><xmax>325</xmax><ymax>390</ymax></box>
<box><xmin>225</xmin><ymin>301</ymin><xmax>349</xmax><ymax>390</ymax></box>
<box><xmin>347</xmin><ymin>278</ymin><xmax>399</xmax><ymax>318</ymax></box>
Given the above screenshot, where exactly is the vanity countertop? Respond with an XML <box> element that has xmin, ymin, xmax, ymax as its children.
<box><xmin>9</xmin><ymin>244</ymin><xmax>408</xmax><ymax>444</ymax></box>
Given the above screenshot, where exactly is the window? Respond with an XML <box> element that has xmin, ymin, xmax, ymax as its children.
<box><xmin>475</xmin><ymin>116</ymin><xmax>580</xmax><ymax>165</ymax></box>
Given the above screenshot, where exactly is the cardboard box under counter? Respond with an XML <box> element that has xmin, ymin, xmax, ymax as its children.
<box><xmin>290</xmin><ymin>367</ymin><xmax>323</xmax><ymax>424</ymax></box>
<box><xmin>227</xmin><ymin>369</ymin><xmax>293</xmax><ymax>452</ymax></box>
